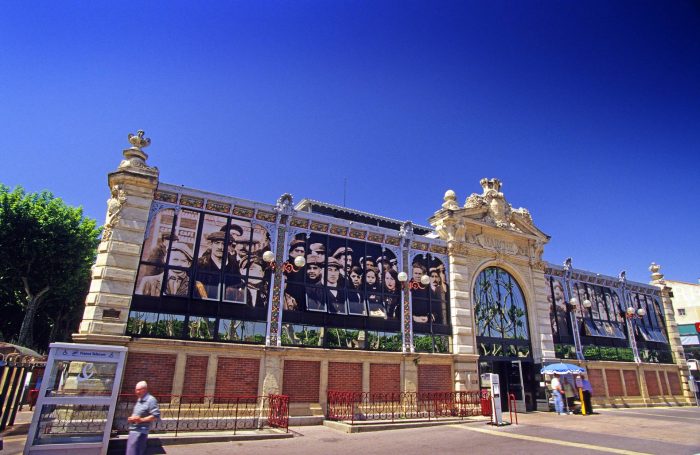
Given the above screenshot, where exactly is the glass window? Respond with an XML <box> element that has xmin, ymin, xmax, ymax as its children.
<box><xmin>474</xmin><ymin>267</ymin><xmax>529</xmax><ymax>341</ymax></box>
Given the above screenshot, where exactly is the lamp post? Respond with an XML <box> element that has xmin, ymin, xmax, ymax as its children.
<box><xmin>398</xmin><ymin>269</ymin><xmax>432</xmax><ymax>352</ymax></box>
<box><xmin>563</xmin><ymin>258</ymin><xmax>585</xmax><ymax>361</ymax></box>
<box><xmin>619</xmin><ymin>271</ymin><xmax>642</xmax><ymax>364</ymax></box>
<box><xmin>262</xmin><ymin>250</ymin><xmax>306</xmax><ymax>272</ymax></box>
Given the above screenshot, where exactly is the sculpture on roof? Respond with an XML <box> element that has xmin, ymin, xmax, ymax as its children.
<box><xmin>462</xmin><ymin>178</ymin><xmax>535</xmax><ymax>231</ymax></box>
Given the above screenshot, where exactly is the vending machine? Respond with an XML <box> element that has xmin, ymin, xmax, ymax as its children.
<box><xmin>481</xmin><ymin>372</ymin><xmax>504</xmax><ymax>426</ymax></box>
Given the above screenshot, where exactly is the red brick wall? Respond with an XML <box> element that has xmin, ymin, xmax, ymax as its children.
<box><xmin>418</xmin><ymin>365</ymin><xmax>452</xmax><ymax>393</ymax></box>
<box><xmin>122</xmin><ymin>352</ymin><xmax>176</xmax><ymax>395</ymax></box>
<box><xmin>588</xmin><ymin>369</ymin><xmax>604</xmax><ymax>396</ymax></box>
<box><xmin>182</xmin><ymin>355</ymin><xmax>208</xmax><ymax>397</ymax></box>
<box><xmin>328</xmin><ymin>362</ymin><xmax>363</xmax><ymax>393</ymax></box>
<box><xmin>370</xmin><ymin>363</ymin><xmax>401</xmax><ymax>394</ymax></box>
<box><xmin>215</xmin><ymin>357</ymin><xmax>260</xmax><ymax>398</ymax></box>
<box><xmin>605</xmin><ymin>369</ymin><xmax>623</xmax><ymax>396</ymax></box>
<box><xmin>644</xmin><ymin>371</ymin><xmax>660</xmax><ymax>396</ymax></box>
<box><xmin>282</xmin><ymin>360</ymin><xmax>320</xmax><ymax>403</ymax></box>
<box><xmin>623</xmin><ymin>370</ymin><xmax>640</xmax><ymax>396</ymax></box>
<box><xmin>667</xmin><ymin>372</ymin><xmax>682</xmax><ymax>395</ymax></box>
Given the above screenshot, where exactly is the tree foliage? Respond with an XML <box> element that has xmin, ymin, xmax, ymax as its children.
<box><xmin>0</xmin><ymin>184</ymin><xmax>101</xmax><ymax>351</ymax></box>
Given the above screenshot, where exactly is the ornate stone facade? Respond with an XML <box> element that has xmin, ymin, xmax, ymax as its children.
<box><xmin>73</xmin><ymin>134</ymin><xmax>692</xmax><ymax>413</ymax></box>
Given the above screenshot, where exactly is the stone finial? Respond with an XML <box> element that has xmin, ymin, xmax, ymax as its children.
<box><xmin>399</xmin><ymin>220</ymin><xmax>414</xmax><ymax>239</ymax></box>
<box><xmin>480</xmin><ymin>178</ymin><xmax>502</xmax><ymax>193</ymax></box>
<box><xmin>118</xmin><ymin>129</ymin><xmax>158</xmax><ymax>176</ymax></box>
<box><xmin>442</xmin><ymin>189</ymin><xmax>459</xmax><ymax>210</ymax></box>
<box><xmin>618</xmin><ymin>270</ymin><xmax>627</xmax><ymax>286</ymax></box>
<box><xmin>649</xmin><ymin>262</ymin><xmax>664</xmax><ymax>282</ymax></box>
<box><xmin>275</xmin><ymin>193</ymin><xmax>294</xmax><ymax>215</ymax></box>
<box><xmin>128</xmin><ymin>130</ymin><xmax>151</xmax><ymax>150</ymax></box>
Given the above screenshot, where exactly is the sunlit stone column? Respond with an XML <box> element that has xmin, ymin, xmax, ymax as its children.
<box><xmin>73</xmin><ymin>131</ymin><xmax>159</xmax><ymax>344</ymax></box>
<box><xmin>649</xmin><ymin>263</ymin><xmax>693</xmax><ymax>404</ymax></box>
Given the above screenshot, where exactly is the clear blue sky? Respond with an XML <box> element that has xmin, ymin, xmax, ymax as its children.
<box><xmin>1</xmin><ymin>1</ymin><xmax>698</xmax><ymax>284</ymax></box>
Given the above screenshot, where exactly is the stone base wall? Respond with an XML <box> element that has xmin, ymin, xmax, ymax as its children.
<box><xmin>582</xmin><ymin>360</ymin><xmax>691</xmax><ymax>408</ymax></box>
<box><xmin>119</xmin><ymin>338</ymin><xmax>459</xmax><ymax>416</ymax></box>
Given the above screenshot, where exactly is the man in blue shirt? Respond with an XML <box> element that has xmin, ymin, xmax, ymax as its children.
<box><xmin>126</xmin><ymin>381</ymin><xmax>160</xmax><ymax>455</ymax></box>
<box><xmin>581</xmin><ymin>376</ymin><xmax>594</xmax><ymax>415</ymax></box>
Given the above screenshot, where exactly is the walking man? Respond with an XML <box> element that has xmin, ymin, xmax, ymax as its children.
<box><xmin>126</xmin><ymin>381</ymin><xmax>160</xmax><ymax>455</ymax></box>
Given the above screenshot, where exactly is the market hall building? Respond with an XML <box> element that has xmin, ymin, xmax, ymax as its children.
<box><xmin>73</xmin><ymin>132</ymin><xmax>694</xmax><ymax>416</ymax></box>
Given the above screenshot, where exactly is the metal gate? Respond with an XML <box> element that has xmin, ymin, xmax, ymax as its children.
<box><xmin>0</xmin><ymin>354</ymin><xmax>44</xmax><ymax>432</ymax></box>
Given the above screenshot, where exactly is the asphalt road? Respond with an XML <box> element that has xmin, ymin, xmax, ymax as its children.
<box><xmin>4</xmin><ymin>406</ymin><xmax>699</xmax><ymax>455</ymax></box>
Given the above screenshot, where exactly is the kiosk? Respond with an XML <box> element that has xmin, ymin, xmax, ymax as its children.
<box><xmin>24</xmin><ymin>343</ymin><xmax>127</xmax><ymax>455</ymax></box>
<box><xmin>481</xmin><ymin>372</ymin><xmax>504</xmax><ymax>425</ymax></box>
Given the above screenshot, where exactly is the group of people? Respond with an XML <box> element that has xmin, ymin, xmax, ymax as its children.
<box><xmin>135</xmin><ymin>219</ymin><xmax>272</xmax><ymax>308</ymax></box>
<box><xmin>134</xmin><ymin>216</ymin><xmax>450</xmax><ymax>323</ymax></box>
<box><xmin>550</xmin><ymin>373</ymin><xmax>594</xmax><ymax>415</ymax></box>
<box><xmin>282</xmin><ymin>239</ymin><xmax>402</xmax><ymax>317</ymax></box>
<box><xmin>282</xmin><ymin>237</ymin><xmax>449</xmax><ymax>323</ymax></box>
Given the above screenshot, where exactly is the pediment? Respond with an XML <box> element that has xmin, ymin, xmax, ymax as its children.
<box><xmin>429</xmin><ymin>178</ymin><xmax>550</xmax><ymax>245</ymax></box>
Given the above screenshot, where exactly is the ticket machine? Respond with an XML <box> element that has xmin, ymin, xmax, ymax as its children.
<box><xmin>481</xmin><ymin>372</ymin><xmax>504</xmax><ymax>425</ymax></box>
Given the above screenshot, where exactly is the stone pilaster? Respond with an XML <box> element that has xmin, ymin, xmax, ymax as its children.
<box><xmin>403</xmin><ymin>357</ymin><xmax>418</xmax><ymax>393</ymax></box>
<box><xmin>447</xmin><ymin>248</ymin><xmax>476</xmax><ymax>355</ymax></box>
<box><xmin>73</xmin><ymin>131</ymin><xmax>159</xmax><ymax>344</ymax></box>
<box><xmin>362</xmin><ymin>361</ymin><xmax>370</xmax><ymax>393</ymax></box>
<box><xmin>529</xmin><ymin>261</ymin><xmax>556</xmax><ymax>361</ymax></box>
<box><xmin>261</xmin><ymin>351</ymin><xmax>283</xmax><ymax>395</ymax></box>
<box><xmin>204</xmin><ymin>353</ymin><xmax>218</xmax><ymax>396</ymax></box>
<box><xmin>649</xmin><ymin>263</ymin><xmax>694</xmax><ymax>404</ymax></box>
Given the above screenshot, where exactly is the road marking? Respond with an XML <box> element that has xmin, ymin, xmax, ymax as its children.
<box><xmin>599</xmin><ymin>410</ymin><xmax>700</xmax><ymax>421</ymax></box>
<box><xmin>449</xmin><ymin>424</ymin><xmax>652</xmax><ymax>455</ymax></box>
<box><xmin>598</xmin><ymin>406</ymin><xmax>698</xmax><ymax>412</ymax></box>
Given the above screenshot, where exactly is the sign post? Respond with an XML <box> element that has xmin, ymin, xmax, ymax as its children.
<box><xmin>24</xmin><ymin>343</ymin><xmax>127</xmax><ymax>455</ymax></box>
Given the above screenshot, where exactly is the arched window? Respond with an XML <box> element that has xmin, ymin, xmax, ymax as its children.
<box><xmin>474</xmin><ymin>267</ymin><xmax>529</xmax><ymax>341</ymax></box>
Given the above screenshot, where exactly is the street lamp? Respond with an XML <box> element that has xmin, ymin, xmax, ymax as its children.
<box><xmin>563</xmin><ymin>258</ymin><xmax>585</xmax><ymax>361</ymax></box>
<box><xmin>262</xmin><ymin>250</ymin><xmax>306</xmax><ymax>272</ymax></box>
<box><xmin>619</xmin><ymin>271</ymin><xmax>641</xmax><ymax>363</ymax></box>
<box><xmin>397</xmin><ymin>270</ymin><xmax>431</xmax><ymax>290</ymax></box>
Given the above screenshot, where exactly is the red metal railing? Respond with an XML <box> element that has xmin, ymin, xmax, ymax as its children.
<box><xmin>268</xmin><ymin>394</ymin><xmax>289</xmax><ymax>432</ymax></box>
<box><xmin>113</xmin><ymin>393</ymin><xmax>289</xmax><ymax>436</ymax></box>
<box><xmin>507</xmin><ymin>393</ymin><xmax>518</xmax><ymax>425</ymax></box>
<box><xmin>326</xmin><ymin>391</ymin><xmax>489</xmax><ymax>424</ymax></box>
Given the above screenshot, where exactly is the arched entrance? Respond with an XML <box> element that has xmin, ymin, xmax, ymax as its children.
<box><xmin>473</xmin><ymin>266</ymin><xmax>535</xmax><ymax>411</ymax></box>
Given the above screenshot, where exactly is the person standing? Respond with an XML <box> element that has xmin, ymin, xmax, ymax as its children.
<box><xmin>126</xmin><ymin>381</ymin><xmax>160</xmax><ymax>455</ymax></box>
<box><xmin>562</xmin><ymin>377</ymin><xmax>576</xmax><ymax>414</ymax></box>
<box><xmin>581</xmin><ymin>375</ymin><xmax>594</xmax><ymax>415</ymax></box>
<box><xmin>550</xmin><ymin>374</ymin><xmax>565</xmax><ymax>415</ymax></box>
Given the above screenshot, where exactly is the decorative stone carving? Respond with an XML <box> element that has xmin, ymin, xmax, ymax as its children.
<box><xmin>511</xmin><ymin>207</ymin><xmax>533</xmax><ymax>225</ymax></box>
<box><xmin>649</xmin><ymin>262</ymin><xmax>664</xmax><ymax>282</ymax></box>
<box><xmin>475</xmin><ymin>234</ymin><xmax>519</xmax><ymax>255</ymax></box>
<box><xmin>102</xmin><ymin>185</ymin><xmax>127</xmax><ymax>241</ymax></box>
<box><xmin>118</xmin><ymin>129</ymin><xmax>158</xmax><ymax>176</ymax></box>
<box><xmin>399</xmin><ymin>220</ymin><xmax>414</xmax><ymax>239</ymax></box>
<box><xmin>442</xmin><ymin>190</ymin><xmax>460</xmax><ymax>210</ymax></box>
<box><xmin>275</xmin><ymin>193</ymin><xmax>294</xmax><ymax>216</ymax></box>
<box><xmin>434</xmin><ymin>217</ymin><xmax>466</xmax><ymax>242</ymax></box>
<box><xmin>447</xmin><ymin>242</ymin><xmax>469</xmax><ymax>256</ymax></box>
<box><xmin>463</xmin><ymin>178</ymin><xmax>522</xmax><ymax>231</ymax></box>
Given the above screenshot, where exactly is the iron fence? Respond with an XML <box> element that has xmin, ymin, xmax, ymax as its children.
<box><xmin>0</xmin><ymin>354</ymin><xmax>45</xmax><ymax>432</ymax></box>
<box><xmin>113</xmin><ymin>393</ymin><xmax>289</xmax><ymax>436</ymax></box>
<box><xmin>327</xmin><ymin>390</ymin><xmax>490</xmax><ymax>424</ymax></box>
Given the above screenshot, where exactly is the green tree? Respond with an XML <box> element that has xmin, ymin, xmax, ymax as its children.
<box><xmin>0</xmin><ymin>185</ymin><xmax>101</xmax><ymax>350</ymax></box>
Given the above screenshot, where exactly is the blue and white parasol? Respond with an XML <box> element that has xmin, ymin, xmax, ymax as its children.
<box><xmin>540</xmin><ymin>362</ymin><xmax>586</xmax><ymax>375</ymax></box>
